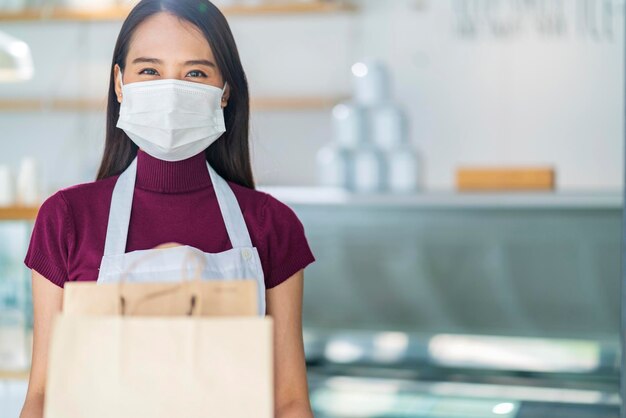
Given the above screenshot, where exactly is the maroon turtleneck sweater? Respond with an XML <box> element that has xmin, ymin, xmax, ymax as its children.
<box><xmin>24</xmin><ymin>149</ymin><xmax>316</xmax><ymax>289</ymax></box>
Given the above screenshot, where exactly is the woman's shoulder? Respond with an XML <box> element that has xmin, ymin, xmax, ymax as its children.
<box><xmin>227</xmin><ymin>182</ymin><xmax>301</xmax><ymax>223</ymax></box>
<box><xmin>228</xmin><ymin>183</ymin><xmax>315</xmax><ymax>288</ymax></box>
<box><xmin>37</xmin><ymin>176</ymin><xmax>119</xmax><ymax>220</ymax></box>
<box><xmin>58</xmin><ymin>175</ymin><xmax>119</xmax><ymax>201</ymax></box>
<box><xmin>26</xmin><ymin>176</ymin><xmax>119</xmax><ymax>287</ymax></box>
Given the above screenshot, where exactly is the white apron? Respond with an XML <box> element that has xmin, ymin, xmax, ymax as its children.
<box><xmin>96</xmin><ymin>157</ymin><xmax>266</xmax><ymax>316</ymax></box>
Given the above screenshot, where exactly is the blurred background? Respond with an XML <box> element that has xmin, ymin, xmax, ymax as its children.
<box><xmin>0</xmin><ymin>0</ymin><xmax>623</xmax><ymax>417</ymax></box>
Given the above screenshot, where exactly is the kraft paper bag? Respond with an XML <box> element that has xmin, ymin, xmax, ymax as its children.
<box><xmin>44</xmin><ymin>315</ymin><xmax>273</xmax><ymax>418</ymax></box>
<box><xmin>63</xmin><ymin>279</ymin><xmax>259</xmax><ymax>317</ymax></box>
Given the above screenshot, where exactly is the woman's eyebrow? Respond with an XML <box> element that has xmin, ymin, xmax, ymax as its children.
<box><xmin>131</xmin><ymin>57</ymin><xmax>216</xmax><ymax>68</ymax></box>
<box><xmin>132</xmin><ymin>57</ymin><xmax>162</xmax><ymax>64</ymax></box>
<box><xmin>184</xmin><ymin>59</ymin><xmax>216</xmax><ymax>68</ymax></box>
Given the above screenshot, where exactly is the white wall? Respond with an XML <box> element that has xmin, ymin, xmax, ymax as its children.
<box><xmin>381</xmin><ymin>0</ymin><xmax>625</xmax><ymax>190</ymax></box>
<box><xmin>0</xmin><ymin>0</ymin><xmax>623</xmax><ymax>195</ymax></box>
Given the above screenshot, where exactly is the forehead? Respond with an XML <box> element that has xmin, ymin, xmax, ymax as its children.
<box><xmin>127</xmin><ymin>12</ymin><xmax>214</xmax><ymax>63</ymax></box>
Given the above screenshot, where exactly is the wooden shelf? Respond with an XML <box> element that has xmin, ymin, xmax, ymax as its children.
<box><xmin>252</xmin><ymin>96</ymin><xmax>345</xmax><ymax>110</ymax></box>
<box><xmin>0</xmin><ymin>96</ymin><xmax>345</xmax><ymax>112</ymax></box>
<box><xmin>0</xmin><ymin>99</ymin><xmax>107</xmax><ymax>112</ymax></box>
<box><xmin>0</xmin><ymin>369</ymin><xmax>29</xmax><ymax>380</ymax></box>
<box><xmin>222</xmin><ymin>1</ymin><xmax>356</xmax><ymax>15</ymax></box>
<box><xmin>0</xmin><ymin>2</ymin><xmax>356</xmax><ymax>22</ymax></box>
<box><xmin>0</xmin><ymin>206</ymin><xmax>39</xmax><ymax>221</ymax></box>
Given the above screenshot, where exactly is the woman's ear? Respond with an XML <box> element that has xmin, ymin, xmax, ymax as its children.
<box><xmin>221</xmin><ymin>82</ymin><xmax>230</xmax><ymax>109</ymax></box>
<box><xmin>114</xmin><ymin>64</ymin><xmax>123</xmax><ymax>104</ymax></box>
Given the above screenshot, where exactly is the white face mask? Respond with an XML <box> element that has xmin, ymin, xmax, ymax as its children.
<box><xmin>116</xmin><ymin>69</ymin><xmax>228</xmax><ymax>162</ymax></box>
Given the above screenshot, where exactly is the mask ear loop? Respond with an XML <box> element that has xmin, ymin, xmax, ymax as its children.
<box><xmin>221</xmin><ymin>81</ymin><xmax>228</xmax><ymax>104</ymax></box>
<box><xmin>117</xmin><ymin>68</ymin><xmax>124</xmax><ymax>103</ymax></box>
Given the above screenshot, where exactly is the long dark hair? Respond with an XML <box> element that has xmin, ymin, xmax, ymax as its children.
<box><xmin>97</xmin><ymin>0</ymin><xmax>254</xmax><ymax>189</ymax></box>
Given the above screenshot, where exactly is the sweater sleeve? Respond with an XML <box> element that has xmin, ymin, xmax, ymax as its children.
<box><xmin>261</xmin><ymin>194</ymin><xmax>316</xmax><ymax>289</ymax></box>
<box><xmin>23</xmin><ymin>191</ymin><xmax>74</xmax><ymax>288</ymax></box>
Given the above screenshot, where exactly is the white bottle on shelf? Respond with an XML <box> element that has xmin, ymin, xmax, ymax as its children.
<box><xmin>0</xmin><ymin>165</ymin><xmax>15</xmax><ymax>207</ymax></box>
<box><xmin>16</xmin><ymin>157</ymin><xmax>40</xmax><ymax>207</ymax></box>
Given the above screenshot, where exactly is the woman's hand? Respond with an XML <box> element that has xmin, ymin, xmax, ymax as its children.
<box><xmin>20</xmin><ymin>270</ymin><xmax>63</xmax><ymax>418</ymax></box>
<box><xmin>266</xmin><ymin>269</ymin><xmax>314</xmax><ymax>418</ymax></box>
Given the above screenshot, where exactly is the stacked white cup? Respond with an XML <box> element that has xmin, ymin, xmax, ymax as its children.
<box><xmin>317</xmin><ymin>58</ymin><xmax>421</xmax><ymax>194</ymax></box>
<box><xmin>0</xmin><ymin>165</ymin><xmax>14</xmax><ymax>207</ymax></box>
<box><xmin>0</xmin><ymin>158</ymin><xmax>40</xmax><ymax>207</ymax></box>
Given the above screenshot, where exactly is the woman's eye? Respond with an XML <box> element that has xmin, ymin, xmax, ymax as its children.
<box><xmin>139</xmin><ymin>68</ymin><xmax>158</xmax><ymax>75</ymax></box>
<box><xmin>187</xmin><ymin>70</ymin><xmax>207</xmax><ymax>78</ymax></box>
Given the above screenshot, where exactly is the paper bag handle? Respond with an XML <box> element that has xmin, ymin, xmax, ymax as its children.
<box><xmin>118</xmin><ymin>244</ymin><xmax>206</xmax><ymax>283</ymax></box>
<box><xmin>180</xmin><ymin>249</ymin><xmax>207</xmax><ymax>281</ymax></box>
<box><xmin>119</xmin><ymin>291</ymin><xmax>202</xmax><ymax>316</ymax></box>
<box><xmin>116</xmin><ymin>246</ymin><xmax>207</xmax><ymax>316</ymax></box>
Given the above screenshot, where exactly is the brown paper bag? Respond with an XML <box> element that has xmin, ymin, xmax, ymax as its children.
<box><xmin>46</xmin><ymin>245</ymin><xmax>272</xmax><ymax>417</ymax></box>
<box><xmin>44</xmin><ymin>315</ymin><xmax>273</xmax><ymax>418</ymax></box>
<box><xmin>63</xmin><ymin>279</ymin><xmax>258</xmax><ymax>317</ymax></box>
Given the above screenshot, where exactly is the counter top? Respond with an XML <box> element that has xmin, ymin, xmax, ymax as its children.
<box><xmin>258</xmin><ymin>187</ymin><xmax>623</xmax><ymax>210</ymax></box>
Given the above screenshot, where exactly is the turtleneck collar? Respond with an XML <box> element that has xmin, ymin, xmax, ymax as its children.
<box><xmin>135</xmin><ymin>148</ymin><xmax>212</xmax><ymax>193</ymax></box>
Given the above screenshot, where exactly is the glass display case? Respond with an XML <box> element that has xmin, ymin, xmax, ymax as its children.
<box><xmin>0</xmin><ymin>209</ymin><xmax>36</xmax><ymax>418</ymax></box>
<box><xmin>261</xmin><ymin>188</ymin><xmax>622</xmax><ymax>418</ymax></box>
<box><xmin>0</xmin><ymin>215</ymin><xmax>33</xmax><ymax>372</ymax></box>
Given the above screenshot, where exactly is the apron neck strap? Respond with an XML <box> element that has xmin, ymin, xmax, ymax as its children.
<box><xmin>103</xmin><ymin>156</ymin><xmax>253</xmax><ymax>257</ymax></box>
<box><xmin>205</xmin><ymin>161</ymin><xmax>253</xmax><ymax>250</ymax></box>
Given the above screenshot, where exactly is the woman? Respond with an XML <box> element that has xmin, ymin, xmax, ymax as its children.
<box><xmin>19</xmin><ymin>1</ymin><xmax>316</xmax><ymax>417</ymax></box>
